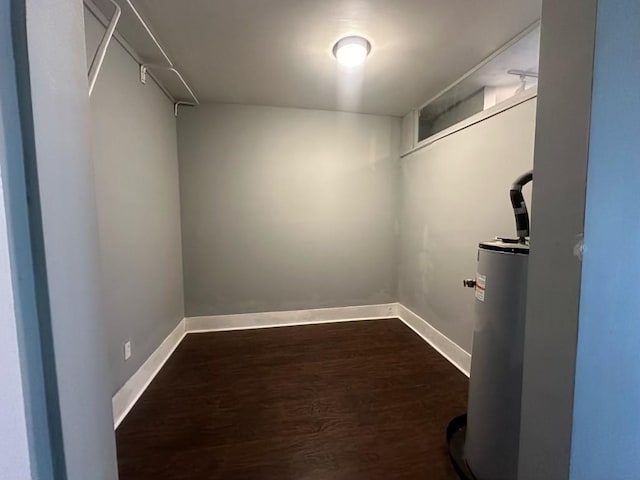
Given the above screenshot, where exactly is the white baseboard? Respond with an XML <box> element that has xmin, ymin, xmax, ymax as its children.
<box><xmin>112</xmin><ymin>304</ymin><xmax>395</xmax><ymax>428</ymax></box>
<box><xmin>185</xmin><ymin>303</ymin><xmax>397</xmax><ymax>333</ymax></box>
<box><xmin>396</xmin><ymin>303</ymin><xmax>471</xmax><ymax>377</ymax></box>
<box><xmin>112</xmin><ymin>302</ymin><xmax>471</xmax><ymax>428</ymax></box>
<box><xmin>112</xmin><ymin>318</ymin><xmax>186</xmax><ymax>429</ymax></box>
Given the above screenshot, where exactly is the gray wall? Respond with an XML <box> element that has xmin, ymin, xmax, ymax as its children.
<box><xmin>398</xmin><ymin>98</ymin><xmax>536</xmax><ymax>352</ymax></box>
<box><xmin>84</xmin><ymin>9</ymin><xmax>185</xmax><ymax>394</ymax></box>
<box><xmin>178</xmin><ymin>104</ymin><xmax>400</xmax><ymax>317</ymax></box>
<box><xmin>517</xmin><ymin>0</ymin><xmax>596</xmax><ymax>478</ymax></box>
<box><xmin>23</xmin><ymin>0</ymin><xmax>118</xmax><ymax>478</ymax></box>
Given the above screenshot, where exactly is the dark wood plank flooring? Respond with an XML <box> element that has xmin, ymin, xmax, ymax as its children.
<box><xmin>116</xmin><ymin>319</ymin><xmax>468</xmax><ymax>480</ymax></box>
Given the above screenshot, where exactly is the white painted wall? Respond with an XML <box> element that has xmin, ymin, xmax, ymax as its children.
<box><xmin>24</xmin><ymin>0</ymin><xmax>118</xmax><ymax>477</ymax></box>
<box><xmin>84</xmin><ymin>8</ymin><xmax>185</xmax><ymax>395</ymax></box>
<box><xmin>398</xmin><ymin>98</ymin><xmax>536</xmax><ymax>352</ymax></box>
<box><xmin>518</xmin><ymin>2</ymin><xmax>596</xmax><ymax>477</ymax></box>
<box><xmin>178</xmin><ymin>104</ymin><xmax>401</xmax><ymax>317</ymax></box>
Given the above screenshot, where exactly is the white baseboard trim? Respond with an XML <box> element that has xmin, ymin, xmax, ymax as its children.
<box><xmin>112</xmin><ymin>318</ymin><xmax>187</xmax><ymax>429</ymax></box>
<box><xmin>396</xmin><ymin>303</ymin><xmax>471</xmax><ymax>377</ymax></box>
<box><xmin>185</xmin><ymin>303</ymin><xmax>397</xmax><ymax>333</ymax></box>
<box><xmin>112</xmin><ymin>302</ymin><xmax>471</xmax><ymax>428</ymax></box>
<box><xmin>112</xmin><ymin>304</ymin><xmax>395</xmax><ymax>428</ymax></box>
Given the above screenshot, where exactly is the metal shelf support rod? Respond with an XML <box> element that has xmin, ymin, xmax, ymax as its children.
<box><xmin>87</xmin><ymin>0</ymin><xmax>121</xmax><ymax>96</ymax></box>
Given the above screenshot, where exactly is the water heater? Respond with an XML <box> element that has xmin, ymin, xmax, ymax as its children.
<box><xmin>447</xmin><ymin>171</ymin><xmax>532</xmax><ymax>480</ymax></box>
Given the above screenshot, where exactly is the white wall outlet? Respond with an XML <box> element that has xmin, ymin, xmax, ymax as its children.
<box><xmin>124</xmin><ymin>341</ymin><xmax>132</xmax><ymax>361</ymax></box>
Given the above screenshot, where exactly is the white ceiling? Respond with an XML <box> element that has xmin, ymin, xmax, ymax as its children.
<box><xmin>130</xmin><ymin>0</ymin><xmax>541</xmax><ymax>116</ymax></box>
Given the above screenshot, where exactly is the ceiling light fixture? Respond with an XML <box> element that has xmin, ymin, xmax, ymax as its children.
<box><xmin>333</xmin><ymin>36</ymin><xmax>371</xmax><ymax>67</ymax></box>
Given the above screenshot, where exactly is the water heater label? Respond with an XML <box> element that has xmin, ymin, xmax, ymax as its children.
<box><xmin>475</xmin><ymin>273</ymin><xmax>486</xmax><ymax>302</ymax></box>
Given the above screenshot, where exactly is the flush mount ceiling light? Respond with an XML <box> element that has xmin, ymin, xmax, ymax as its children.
<box><xmin>333</xmin><ymin>36</ymin><xmax>371</xmax><ymax>67</ymax></box>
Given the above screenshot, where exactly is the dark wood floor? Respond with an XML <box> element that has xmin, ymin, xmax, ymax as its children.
<box><xmin>116</xmin><ymin>319</ymin><xmax>468</xmax><ymax>480</ymax></box>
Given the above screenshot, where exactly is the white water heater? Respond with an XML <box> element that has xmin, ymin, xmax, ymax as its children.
<box><xmin>448</xmin><ymin>171</ymin><xmax>532</xmax><ymax>480</ymax></box>
<box><xmin>465</xmin><ymin>238</ymin><xmax>529</xmax><ymax>479</ymax></box>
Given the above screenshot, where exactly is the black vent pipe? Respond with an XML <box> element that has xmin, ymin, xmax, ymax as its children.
<box><xmin>509</xmin><ymin>170</ymin><xmax>533</xmax><ymax>243</ymax></box>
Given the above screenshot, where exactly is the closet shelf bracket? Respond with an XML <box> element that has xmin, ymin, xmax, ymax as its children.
<box><xmin>87</xmin><ymin>0</ymin><xmax>121</xmax><ymax>96</ymax></box>
<box><xmin>174</xmin><ymin>101</ymin><xmax>197</xmax><ymax>117</ymax></box>
<box><xmin>140</xmin><ymin>64</ymin><xmax>199</xmax><ymax>116</ymax></box>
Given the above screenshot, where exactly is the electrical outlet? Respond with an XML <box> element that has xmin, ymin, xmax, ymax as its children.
<box><xmin>124</xmin><ymin>341</ymin><xmax>132</xmax><ymax>361</ymax></box>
